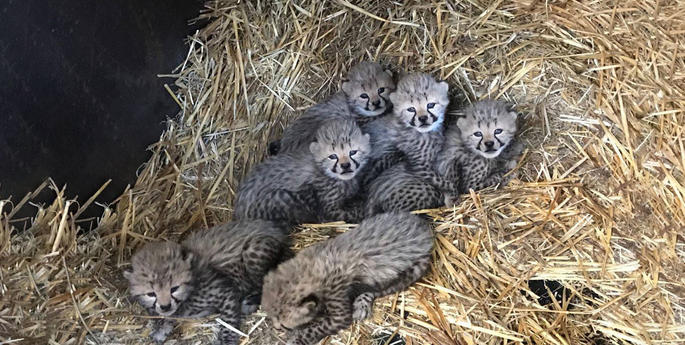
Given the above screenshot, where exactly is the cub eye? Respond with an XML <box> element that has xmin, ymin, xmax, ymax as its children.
<box><xmin>349</xmin><ymin>150</ymin><xmax>358</xmax><ymax>156</ymax></box>
<box><xmin>378</xmin><ymin>87</ymin><xmax>385</xmax><ymax>94</ymax></box>
<box><xmin>494</xmin><ymin>128</ymin><xmax>503</xmax><ymax>135</ymax></box>
<box><xmin>328</xmin><ymin>154</ymin><xmax>338</xmax><ymax>160</ymax></box>
<box><xmin>474</xmin><ymin>131</ymin><xmax>483</xmax><ymax>137</ymax></box>
<box><xmin>360</xmin><ymin>93</ymin><xmax>369</xmax><ymax>99</ymax></box>
<box><xmin>427</xmin><ymin>103</ymin><xmax>436</xmax><ymax>109</ymax></box>
<box><xmin>170</xmin><ymin>286</ymin><xmax>179</xmax><ymax>294</ymax></box>
<box><xmin>146</xmin><ymin>292</ymin><xmax>156</xmax><ymax>298</ymax></box>
<box><xmin>407</xmin><ymin>107</ymin><xmax>416</xmax><ymax>113</ymax></box>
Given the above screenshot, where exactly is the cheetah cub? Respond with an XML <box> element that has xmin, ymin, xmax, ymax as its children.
<box><xmin>275</xmin><ymin>61</ymin><xmax>395</xmax><ymax>155</ymax></box>
<box><xmin>364</xmin><ymin>100</ymin><xmax>523</xmax><ymax>214</ymax></box>
<box><xmin>262</xmin><ymin>212</ymin><xmax>433</xmax><ymax>345</ymax></box>
<box><xmin>439</xmin><ymin>99</ymin><xmax>523</xmax><ymax>193</ymax></box>
<box><xmin>123</xmin><ymin>220</ymin><xmax>288</xmax><ymax>345</ymax></box>
<box><xmin>235</xmin><ymin>118</ymin><xmax>370</xmax><ymax>224</ymax></box>
<box><xmin>364</xmin><ymin>73</ymin><xmax>459</xmax><ymax>212</ymax></box>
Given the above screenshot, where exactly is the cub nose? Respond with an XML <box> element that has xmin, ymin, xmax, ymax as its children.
<box><xmin>340</xmin><ymin>162</ymin><xmax>351</xmax><ymax>169</ymax></box>
<box><xmin>418</xmin><ymin>115</ymin><xmax>428</xmax><ymax>123</ymax></box>
<box><xmin>484</xmin><ymin>141</ymin><xmax>495</xmax><ymax>148</ymax></box>
<box><xmin>159</xmin><ymin>304</ymin><xmax>172</xmax><ymax>312</ymax></box>
<box><xmin>372</xmin><ymin>100</ymin><xmax>381</xmax><ymax>107</ymax></box>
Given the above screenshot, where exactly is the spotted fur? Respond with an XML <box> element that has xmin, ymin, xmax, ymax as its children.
<box><xmin>364</xmin><ymin>73</ymin><xmax>460</xmax><ymax>214</ymax></box>
<box><xmin>276</xmin><ymin>62</ymin><xmax>395</xmax><ymax>155</ymax></box>
<box><xmin>123</xmin><ymin>220</ymin><xmax>288</xmax><ymax>345</ymax></box>
<box><xmin>364</xmin><ymin>162</ymin><xmax>443</xmax><ymax>215</ymax></box>
<box><xmin>262</xmin><ymin>212</ymin><xmax>433</xmax><ymax>345</ymax></box>
<box><xmin>235</xmin><ymin>119</ymin><xmax>369</xmax><ymax>224</ymax></box>
<box><xmin>439</xmin><ymin>99</ymin><xmax>522</xmax><ymax>192</ymax></box>
<box><xmin>365</xmin><ymin>100</ymin><xmax>523</xmax><ymax>212</ymax></box>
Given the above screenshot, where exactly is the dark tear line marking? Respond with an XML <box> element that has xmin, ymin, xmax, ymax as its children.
<box><xmin>494</xmin><ymin>134</ymin><xmax>504</xmax><ymax>146</ymax></box>
<box><xmin>410</xmin><ymin>113</ymin><xmax>417</xmax><ymax>127</ymax></box>
<box><xmin>351</xmin><ymin>157</ymin><xmax>360</xmax><ymax>168</ymax></box>
<box><xmin>427</xmin><ymin>109</ymin><xmax>438</xmax><ymax>122</ymax></box>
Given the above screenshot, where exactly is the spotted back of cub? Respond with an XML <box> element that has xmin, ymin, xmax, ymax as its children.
<box><xmin>389</xmin><ymin>73</ymin><xmax>449</xmax><ymax>133</ymax></box>
<box><xmin>123</xmin><ymin>242</ymin><xmax>194</xmax><ymax>316</ymax></box>
<box><xmin>310</xmin><ymin>118</ymin><xmax>371</xmax><ymax>181</ymax></box>
<box><xmin>341</xmin><ymin>61</ymin><xmax>395</xmax><ymax>117</ymax></box>
<box><xmin>456</xmin><ymin>100</ymin><xmax>517</xmax><ymax>159</ymax></box>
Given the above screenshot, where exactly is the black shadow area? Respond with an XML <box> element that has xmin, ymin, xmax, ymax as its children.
<box><xmin>0</xmin><ymin>0</ymin><xmax>205</xmax><ymax>217</ymax></box>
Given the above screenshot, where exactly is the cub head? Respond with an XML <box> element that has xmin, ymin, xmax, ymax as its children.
<box><xmin>123</xmin><ymin>241</ymin><xmax>194</xmax><ymax>316</ymax></box>
<box><xmin>310</xmin><ymin>119</ymin><xmax>370</xmax><ymax>180</ymax></box>
<box><xmin>457</xmin><ymin>100</ymin><xmax>518</xmax><ymax>159</ymax></box>
<box><xmin>390</xmin><ymin>73</ymin><xmax>449</xmax><ymax>133</ymax></box>
<box><xmin>262</xmin><ymin>264</ymin><xmax>322</xmax><ymax>332</ymax></box>
<box><xmin>341</xmin><ymin>61</ymin><xmax>395</xmax><ymax>117</ymax></box>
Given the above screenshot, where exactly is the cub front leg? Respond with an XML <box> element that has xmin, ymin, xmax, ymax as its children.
<box><xmin>213</xmin><ymin>291</ymin><xmax>244</xmax><ymax>345</ymax></box>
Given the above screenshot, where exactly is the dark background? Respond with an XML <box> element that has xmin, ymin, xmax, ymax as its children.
<box><xmin>0</xmin><ymin>0</ymin><xmax>205</xmax><ymax>217</ymax></box>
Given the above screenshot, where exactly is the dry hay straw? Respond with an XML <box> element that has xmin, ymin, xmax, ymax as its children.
<box><xmin>2</xmin><ymin>0</ymin><xmax>685</xmax><ymax>344</ymax></box>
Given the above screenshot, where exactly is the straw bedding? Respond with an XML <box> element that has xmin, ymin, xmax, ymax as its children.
<box><xmin>2</xmin><ymin>0</ymin><xmax>684</xmax><ymax>344</ymax></box>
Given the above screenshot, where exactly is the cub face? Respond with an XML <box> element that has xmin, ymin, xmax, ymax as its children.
<box><xmin>342</xmin><ymin>62</ymin><xmax>395</xmax><ymax>117</ymax></box>
<box><xmin>390</xmin><ymin>73</ymin><xmax>449</xmax><ymax>133</ymax></box>
<box><xmin>123</xmin><ymin>242</ymin><xmax>194</xmax><ymax>316</ymax></box>
<box><xmin>458</xmin><ymin>100</ymin><xmax>517</xmax><ymax>159</ymax></box>
<box><xmin>310</xmin><ymin>119</ymin><xmax>371</xmax><ymax>180</ymax></box>
<box><xmin>262</xmin><ymin>271</ymin><xmax>321</xmax><ymax>333</ymax></box>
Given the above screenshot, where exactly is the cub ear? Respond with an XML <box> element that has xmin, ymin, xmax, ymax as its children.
<box><xmin>361</xmin><ymin>133</ymin><xmax>371</xmax><ymax>147</ymax></box>
<box><xmin>123</xmin><ymin>269</ymin><xmax>133</xmax><ymax>281</ymax></box>
<box><xmin>181</xmin><ymin>248</ymin><xmax>194</xmax><ymax>264</ymax></box>
<box><xmin>309</xmin><ymin>141</ymin><xmax>321</xmax><ymax>156</ymax></box>
<box><xmin>384</xmin><ymin>69</ymin><xmax>393</xmax><ymax>78</ymax></box>
<box><xmin>341</xmin><ymin>80</ymin><xmax>355</xmax><ymax>96</ymax></box>
<box><xmin>505</xmin><ymin>103</ymin><xmax>518</xmax><ymax>118</ymax></box>
<box><xmin>388</xmin><ymin>91</ymin><xmax>401</xmax><ymax>105</ymax></box>
<box><xmin>299</xmin><ymin>294</ymin><xmax>319</xmax><ymax>312</ymax></box>
<box><xmin>436</xmin><ymin>81</ymin><xmax>449</xmax><ymax>95</ymax></box>
<box><xmin>455</xmin><ymin>115</ymin><xmax>469</xmax><ymax>130</ymax></box>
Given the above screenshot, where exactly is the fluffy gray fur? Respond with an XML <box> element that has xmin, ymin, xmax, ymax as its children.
<box><xmin>234</xmin><ymin>118</ymin><xmax>369</xmax><ymax>224</ymax></box>
<box><xmin>364</xmin><ymin>73</ymin><xmax>460</xmax><ymax>213</ymax></box>
<box><xmin>123</xmin><ymin>220</ymin><xmax>288</xmax><ymax>345</ymax></box>
<box><xmin>365</xmin><ymin>100</ymin><xmax>523</xmax><ymax>213</ymax></box>
<box><xmin>438</xmin><ymin>99</ymin><xmax>523</xmax><ymax>193</ymax></box>
<box><xmin>364</xmin><ymin>162</ymin><xmax>443</xmax><ymax>215</ymax></box>
<box><xmin>262</xmin><ymin>212</ymin><xmax>433</xmax><ymax>345</ymax></box>
<box><xmin>277</xmin><ymin>61</ymin><xmax>395</xmax><ymax>154</ymax></box>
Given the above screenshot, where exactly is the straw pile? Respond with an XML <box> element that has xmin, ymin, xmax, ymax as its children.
<box><xmin>2</xmin><ymin>1</ymin><xmax>684</xmax><ymax>344</ymax></box>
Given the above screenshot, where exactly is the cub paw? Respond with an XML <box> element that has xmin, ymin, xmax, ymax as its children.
<box><xmin>150</xmin><ymin>329</ymin><xmax>170</xmax><ymax>344</ymax></box>
<box><xmin>508</xmin><ymin>159</ymin><xmax>519</xmax><ymax>170</ymax></box>
<box><xmin>149</xmin><ymin>320</ymin><xmax>174</xmax><ymax>344</ymax></box>
<box><xmin>352</xmin><ymin>293</ymin><xmax>375</xmax><ymax>321</ymax></box>
<box><xmin>241</xmin><ymin>294</ymin><xmax>261</xmax><ymax>315</ymax></box>
<box><xmin>508</xmin><ymin>141</ymin><xmax>524</xmax><ymax>157</ymax></box>
<box><xmin>353</xmin><ymin>304</ymin><xmax>371</xmax><ymax>321</ymax></box>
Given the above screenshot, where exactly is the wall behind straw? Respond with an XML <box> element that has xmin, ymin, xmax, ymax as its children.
<box><xmin>0</xmin><ymin>0</ymin><xmax>204</xmax><ymax>217</ymax></box>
